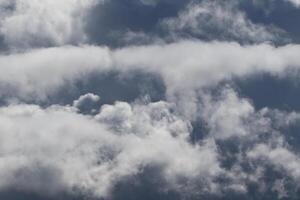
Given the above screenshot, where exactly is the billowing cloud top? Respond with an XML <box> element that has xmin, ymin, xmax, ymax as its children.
<box><xmin>1</xmin><ymin>0</ymin><xmax>300</xmax><ymax>200</ymax></box>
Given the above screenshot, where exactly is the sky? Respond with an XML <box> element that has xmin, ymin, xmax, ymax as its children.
<box><xmin>1</xmin><ymin>0</ymin><xmax>300</xmax><ymax>199</ymax></box>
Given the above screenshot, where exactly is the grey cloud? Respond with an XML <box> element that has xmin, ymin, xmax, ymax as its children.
<box><xmin>285</xmin><ymin>0</ymin><xmax>300</xmax><ymax>7</ymax></box>
<box><xmin>73</xmin><ymin>93</ymin><xmax>100</xmax><ymax>108</ymax></box>
<box><xmin>73</xmin><ymin>93</ymin><xmax>100</xmax><ymax>114</ymax></box>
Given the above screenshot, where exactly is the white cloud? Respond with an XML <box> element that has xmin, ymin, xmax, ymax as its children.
<box><xmin>260</xmin><ymin>108</ymin><xmax>300</xmax><ymax>128</ymax></box>
<box><xmin>0</xmin><ymin>74</ymin><xmax>299</xmax><ymax>197</ymax></box>
<box><xmin>113</xmin><ymin>41</ymin><xmax>300</xmax><ymax>89</ymax></box>
<box><xmin>113</xmin><ymin>41</ymin><xmax>300</xmax><ymax>118</ymax></box>
<box><xmin>0</xmin><ymin>45</ymin><xmax>112</xmax><ymax>101</ymax></box>
<box><xmin>200</xmin><ymin>88</ymin><xmax>260</xmax><ymax>139</ymax></box>
<box><xmin>0</xmin><ymin>101</ymin><xmax>221</xmax><ymax>197</ymax></box>
<box><xmin>161</xmin><ymin>0</ymin><xmax>283</xmax><ymax>43</ymax></box>
<box><xmin>0</xmin><ymin>0</ymin><xmax>300</xmax><ymax>198</ymax></box>
<box><xmin>0</xmin><ymin>0</ymin><xmax>98</xmax><ymax>49</ymax></box>
<box><xmin>248</xmin><ymin>142</ymin><xmax>300</xmax><ymax>181</ymax></box>
<box><xmin>0</xmin><ymin>41</ymin><xmax>300</xmax><ymax>118</ymax></box>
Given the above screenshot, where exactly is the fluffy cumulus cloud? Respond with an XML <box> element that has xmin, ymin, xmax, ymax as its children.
<box><xmin>1</xmin><ymin>0</ymin><xmax>300</xmax><ymax>199</ymax></box>
<box><xmin>0</xmin><ymin>101</ymin><xmax>221</xmax><ymax>198</ymax></box>
<box><xmin>73</xmin><ymin>93</ymin><xmax>100</xmax><ymax>113</ymax></box>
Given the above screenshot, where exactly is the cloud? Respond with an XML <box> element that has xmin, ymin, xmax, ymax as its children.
<box><xmin>0</xmin><ymin>0</ymin><xmax>98</xmax><ymax>50</ymax></box>
<box><xmin>113</xmin><ymin>41</ymin><xmax>300</xmax><ymax>118</ymax></box>
<box><xmin>73</xmin><ymin>93</ymin><xmax>100</xmax><ymax>113</ymax></box>
<box><xmin>1</xmin><ymin>0</ymin><xmax>300</xmax><ymax>199</ymax></box>
<box><xmin>248</xmin><ymin>141</ymin><xmax>300</xmax><ymax>181</ymax></box>
<box><xmin>200</xmin><ymin>88</ymin><xmax>265</xmax><ymax>139</ymax></box>
<box><xmin>0</xmin><ymin>41</ymin><xmax>300</xmax><ymax>119</ymax></box>
<box><xmin>0</xmin><ymin>101</ymin><xmax>221</xmax><ymax>197</ymax></box>
<box><xmin>113</xmin><ymin>41</ymin><xmax>300</xmax><ymax>88</ymax></box>
<box><xmin>286</xmin><ymin>0</ymin><xmax>300</xmax><ymax>7</ymax></box>
<box><xmin>161</xmin><ymin>0</ymin><xmax>283</xmax><ymax>43</ymax></box>
<box><xmin>83</xmin><ymin>0</ymin><xmax>291</xmax><ymax>46</ymax></box>
<box><xmin>0</xmin><ymin>45</ymin><xmax>112</xmax><ymax>101</ymax></box>
<box><xmin>0</xmin><ymin>80</ymin><xmax>300</xmax><ymax>198</ymax></box>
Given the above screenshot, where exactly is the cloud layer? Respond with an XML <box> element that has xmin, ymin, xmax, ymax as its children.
<box><xmin>1</xmin><ymin>0</ymin><xmax>300</xmax><ymax>199</ymax></box>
